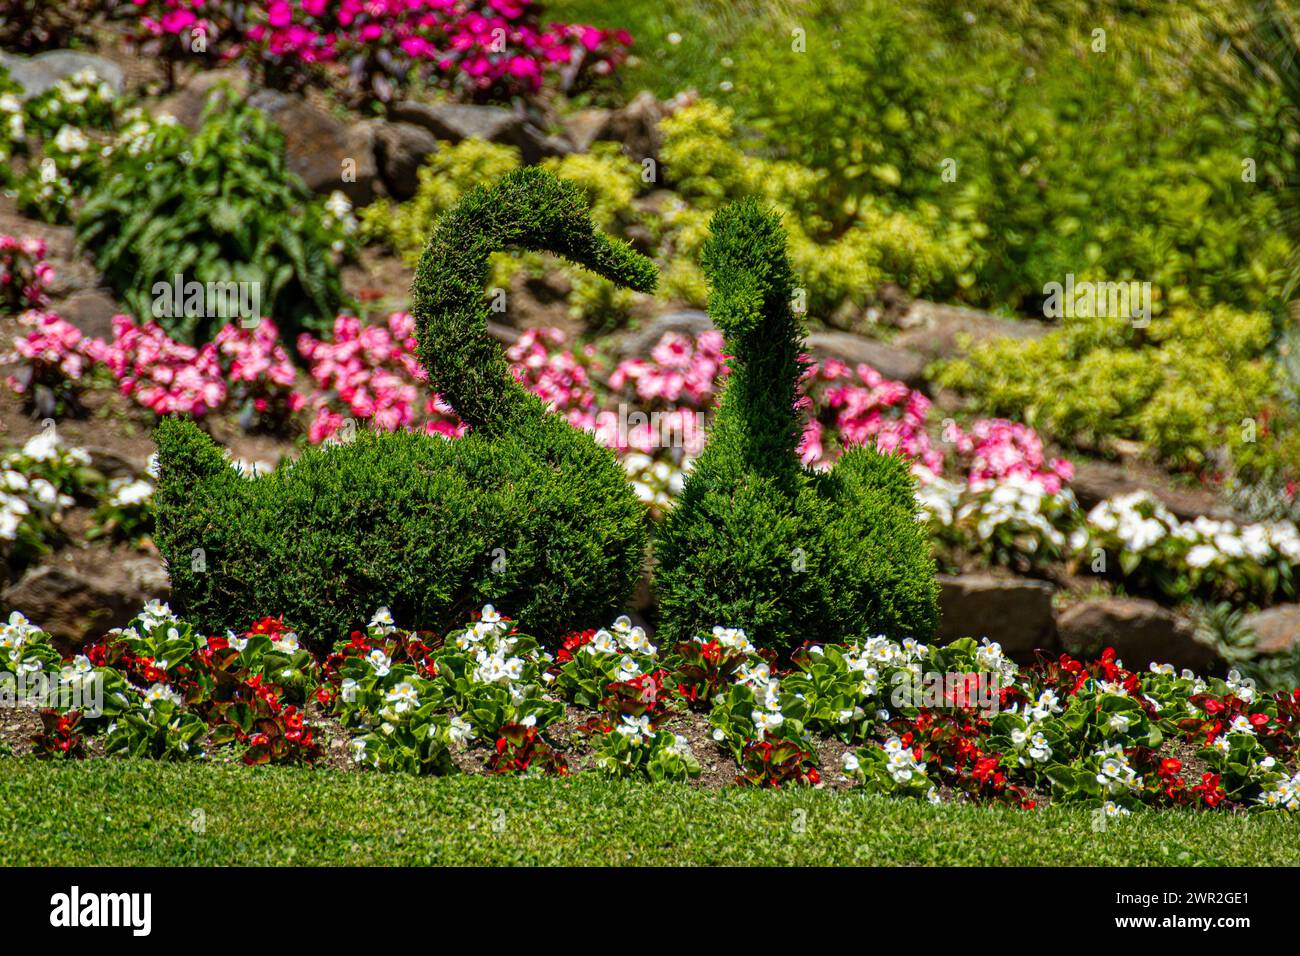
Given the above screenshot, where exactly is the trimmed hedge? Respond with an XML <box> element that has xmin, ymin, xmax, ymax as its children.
<box><xmin>154</xmin><ymin>168</ymin><xmax>656</xmax><ymax>647</ymax></box>
<box><xmin>653</xmin><ymin>200</ymin><xmax>938</xmax><ymax>655</ymax></box>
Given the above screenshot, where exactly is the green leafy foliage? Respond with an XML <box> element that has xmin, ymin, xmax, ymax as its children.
<box><xmin>154</xmin><ymin>168</ymin><xmax>656</xmax><ymax>648</ymax></box>
<box><xmin>933</xmin><ymin>304</ymin><xmax>1284</xmax><ymax>475</ymax></box>
<box><xmin>76</xmin><ymin>91</ymin><xmax>352</xmax><ymax>344</ymax></box>
<box><xmin>654</xmin><ymin>200</ymin><xmax>938</xmax><ymax>656</ymax></box>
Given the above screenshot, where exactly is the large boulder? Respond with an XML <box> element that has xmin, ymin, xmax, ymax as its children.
<box><xmin>158</xmin><ymin>77</ymin><xmax>380</xmax><ymax>203</ymax></box>
<box><xmin>154</xmin><ymin>68</ymin><xmax>250</xmax><ymax>128</ymax></box>
<box><xmin>373</xmin><ymin>121</ymin><xmax>438</xmax><ymax>199</ymax></box>
<box><xmin>1243</xmin><ymin>604</ymin><xmax>1300</xmax><ymax>656</ymax></box>
<box><xmin>388</xmin><ymin>100</ymin><xmax>566</xmax><ymax>165</ymax></box>
<box><xmin>614</xmin><ymin>309</ymin><xmax>713</xmax><ymax>358</ymax></box>
<box><xmin>1069</xmin><ymin>459</ymin><xmax>1236</xmax><ymax>523</ymax></box>
<box><xmin>1056</xmin><ymin>597</ymin><xmax>1217</xmax><ymax>672</ymax></box>
<box><xmin>936</xmin><ymin>573</ymin><xmax>1057</xmax><ymax>660</ymax></box>
<box><xmin>560</xmin><ymin>92</ymin><xmax>670</xmax><ymax>167</ymax></box>
<box><xmin>0</xmin><ymin>50</ymin><xmax>124</xmax><ymax>101</ymax></box>
<box><xmin>2</xmin><ymin>556</ymin><xmax>169</xmax><ymax>651</ymax></box>
<box><xmin>804</xmin><ymin>329</ymin><xmax>928</xmax><ymax>390</ymax></box>
<box><xmin>247</xmin><ymin>90</ymin><xmax>380</xmax><ymax>203</ymax></box>
<box><xmin>55</xmin><ymin>289</ymin><xmax>121</xmax><ymax>341</ymax></box>
<box><xmin>893</xmin><ymin>300</ymin><xmax>1051</xmax><ymax>362</ymax></box>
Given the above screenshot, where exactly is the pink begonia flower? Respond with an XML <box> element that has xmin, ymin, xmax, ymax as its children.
<box><xmin>267</xmin><ymin>1</ymin><xmax>294</xmax><ymax>29</ymax></box>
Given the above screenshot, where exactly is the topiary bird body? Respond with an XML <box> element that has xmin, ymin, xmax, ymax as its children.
<box><xmin>153</xmin><ymin>168</ymin><xmax>657</xmax><ymax>647</ymax></box>
<box><xmin>653</xmin><ymin>200</ymin><xmax>939</xmax><ymax>656</ymax></box>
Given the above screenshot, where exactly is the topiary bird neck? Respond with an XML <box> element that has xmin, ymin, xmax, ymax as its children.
<box><xmin>700</xmin><ymin>200</ymin><xmax>806</xmax><ymax>479</ymax></box>
<box><xmin>409</xmin><ymin>167</ymin><xmax>657</xmax><ymax>438</ymax></box>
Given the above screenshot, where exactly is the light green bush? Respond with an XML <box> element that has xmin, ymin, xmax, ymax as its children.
<box><xmin>934</xmin><ymin>304</ymin><xmax>1281</xmax><ymax>474</ymax></box>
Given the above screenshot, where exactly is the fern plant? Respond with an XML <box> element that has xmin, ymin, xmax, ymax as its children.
<box><xmin>76</xmin><ymin>90</ymin><xmax>353</xmax><ymax>344</ymax></box>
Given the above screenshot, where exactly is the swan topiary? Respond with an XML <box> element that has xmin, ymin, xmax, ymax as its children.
<box><xmin>153</xmin><ymin>167</ymin><xmax>657</xmax><ymax>647</ymax></box>
<box><xmin>653</xmin><ymin>199</ymin><xmax>939</xmax><ymax>656</ymax></box>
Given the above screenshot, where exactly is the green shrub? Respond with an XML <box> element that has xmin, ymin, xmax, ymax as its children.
<box><xmin>659</xmin><ymin>100</ymin><xmax>971</xmax><ymax>316</ymax></box>
<box><xmin>77</xmin><ymin>92</ymin><xmax>353</xmax><ymax>344</ymax></box>
<box><xmin>934</xmin><ymin>303</ymin><xmax>1280</xmax><ymax>474</ymax></box>
<box><xmin>653</xmin><ymin>199</ymin><xmax>938</xmax><ymax>656</ymax></box>
<box><xmin>643</xmin><ymin>0</ymin><xmax>1289</xmax><ymax>316</ymax></box>
<box><xmin>154</xmin><ymin>168</ymin><xmax>657</xmax><ymax>647</ymax></box>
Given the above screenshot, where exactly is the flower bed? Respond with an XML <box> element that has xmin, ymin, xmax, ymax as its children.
<box><xmin>125</xmin><ymin>0</ymin><xmax>632</xmax><ymax>103</ymax></box>
<box><xmin>3</xmin><ymin>599</ymin><xmax>1297</xmax><ymax>817</ymax></box>
<box><xmin>11</xmin><ymin>312</ymin><xmax>1300</xmax><ymax>607</ymax></box>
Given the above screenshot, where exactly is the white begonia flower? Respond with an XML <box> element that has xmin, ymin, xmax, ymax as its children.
<box><xmin>616</xmin><ymin>714</ymin><xmax>652</xmax><ymax>744</ymax></box>
<box><xmin>751</xmin><ymin>708</ymin><xmax>784</xmax><ymax>739</ymax></box>
<box><xmin>616</xmin><ymin>654</ymin><xmax>641</xmax><ymax>681</ymax></box>
<box><xmin>1229</xmin><ymin>715</ymin><xmax>1256</xmax><ymax>737</ymax></box>
<box><xmin>384</xmin><ymin>682</ymin><xmax>419</xmax><ymax>713</ymax></box>
<box><xmin>272</xmin><ymin>631</ymin><xmax>299</xmax><ymax>653</ymax></box>
<box><xmin>108</xmin><ymin>478</ymin><xmax>154</xmax><ymax>507</ymax></box>
<box><xmin>587</xmin><ymin>629</ymin><xmax>618</xmax><ymax>655</ymax></box>
<box><xmin>449</xmin><ymin>715</ymin><xmax>475</xmax><ymax>745</ymax></box>
<box><xmin>143</xmin><ymin>683</ymin><xmax>182</xmax><ymax>709</ymax></box>
<box><xmin>366</xmin><ymin>649</ymin><xmax>392</xmax><ymax>677</ymax></box>
<box><xmin>369</xmin><ymin>606</ymin><xmax>396</xmax><ymax>634</ymax></box>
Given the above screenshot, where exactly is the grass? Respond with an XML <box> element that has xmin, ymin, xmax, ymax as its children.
<box><xmin>1</xmin><ymin>758</ymin><xmax>1296</xmax><ymax>866</ymax></box>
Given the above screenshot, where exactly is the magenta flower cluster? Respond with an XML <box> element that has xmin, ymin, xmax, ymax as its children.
<box><xmin>5</xmin><ymin>310</ymin><xmax>301</xmax><ymax>420</ymax></box>
<box><xmin>297</xmin><ymin>311</ymin><xmax>462</xmax><ymax>443</ymax></box>
<box><xmin>4</xmin><ymin>311</ymin><xmax>98</xmax><ymax>399</ymax></box>
<box><xmin>128</xmin><ymin>0</ymin><xmax>632</xmax><ymax>101</ymax></box>
<box><xmin>506</xmin><ymin>327</ymin><xmax>602</xmax><ymax>432</ymax></box>
<box><xmin>798</xmin><ymin>358</ymin><xmax>1072</xmax><ymax>492</ymax></box>
<box><xmin>5</xmin><ymin>305</ymin><xmax>1073</xmax><ymax>494</ymax></box>
<box><xmin>0</xmin><ymin>235</ymin><xmax>55</xmax><ymax>313</ymax></box>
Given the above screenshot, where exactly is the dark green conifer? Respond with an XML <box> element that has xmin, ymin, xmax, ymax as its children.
<box><xmin>154</xmin><ymin>168</ymin><xmax>656</xmax><ymax>647</ymax></box>
<box><xmin>653</xmin><ymin>200</ymin><xmax>938</xmax><ymax>655</ymax></box>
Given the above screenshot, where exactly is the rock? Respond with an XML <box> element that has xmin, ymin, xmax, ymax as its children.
<box><xmin>247</xmin><ymin>91</ymin><xmax>380</xmax><ymax>203</ymax></box>
<box><xmin>1069</xmin><ymin>459</ymin><xmax>1236</xmax><ymax>523</ymax></box>
<box><xmin>936</xmin><ymin>574</ymin><xmax>1057</xmax><ymax>660</ymax></box>
<box><xmin>373</xmin><ymin>121</ymin><xmax>438</xmax><ymax>199</ymax></box>
<box><xmin>564</xmin><ymin>107</ymin><xmax>613</xmax><ymax>153</ymax></box>
<box><xmin>154</xmin><ymin>68</ymin><xmax>250</xmax><ymax>129</ymax></box>
<box><xmin>804</xmin><ymin>330</ymin><xmax>928</xmax><ymax>389</ymax></box>
<box><xmin>83</xmin><ymin>447</ymin><xmax>151</xmax><ymax>480</ymax></box>
<box><xmin>601</xmin><ymin>91</ymin><xmax>665</xmax><ymax>164</ymax></box>
<box><xmin>893</xmin><ymin>300</ymin><xmax>1051</xmax><ymax>362</ymax></box>
<box><xmin>1243</xmin><ymin>605</ymin><xmax>1300</xmax><ymax>656</ymax></box>
<box><xmin>1056</xmin><ymin>597</ymin><xmax>1217</xmax><ymax>671</ymax></box>
<box><xmin>0</xmin><ymin>195</ymin><xmax>96</xmax><ymax>296</ymax></box>
<box><xmin>2</xmin><ymin>556</ymin><xmax>168</xmax><ymax>650</ymax></box>
<box><xmin>55</xmin><ymin>289</ymin><xmax>120</xmax><ymax>341</ymax></box>
<box><xmin>615</xmin><ymin>309</ymin><xmax>713</xmax><ymax>357</ymax></box>
<box><xmin>0</xmin><ymin>50</ymin><xmax>124</xmax><ymax>101</ymax></box>
<box><xmin>158</xmin><ymin>79</ymin><xmax>380</xmax><ymax>202</ymax></box>
<box><xmin>388</xmin><ymin>100</ymin><xmax>565</xmax><ymax>165</ymax></box>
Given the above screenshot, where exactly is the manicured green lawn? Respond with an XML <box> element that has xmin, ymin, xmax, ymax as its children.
<box><xmin>1</xmin><ymin>758</ymin><xmax>1295</xmax><ymax>866</ymax></box>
